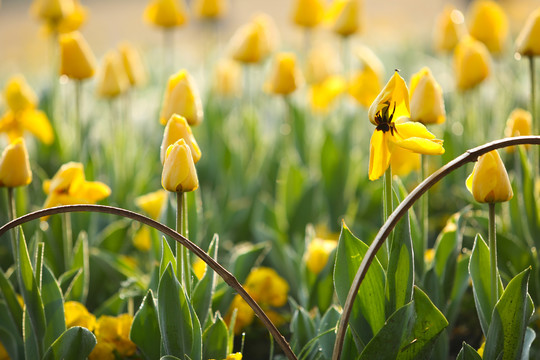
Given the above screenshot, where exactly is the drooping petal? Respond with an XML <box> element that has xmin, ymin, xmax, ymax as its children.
<box><xmin>73</xmin><ymin>181</ymin><xmax>111</xmax><ymax>203</ymax></box>
<box><xmin>393</xmin><ymin>137</ymin><xmax>444</xmax><ymax>155</ymax></box>
<box><xmin>394</xmin><ymin>120</ymin><xmax>436</xmax><ymax>140</ymax></box>
<box><xmin>368</xmin><ymin>130</ymin><xmax>391</xmax><ymax>181</ymax></box>
<box><xmin>20</xmin><ymin>109</ymin><xmax>54</xmax><ymax>144</ymax></box>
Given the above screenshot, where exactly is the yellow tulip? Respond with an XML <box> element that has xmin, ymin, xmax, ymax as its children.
<box><xmin>244</xmin><ymin>267</ymin><xmax>289</xmax><ymax>307</ymax></box>
<box><xmin>515</xmin><ymin>7</ymin><xmax>540</xmax><ymax>57</ymax></box>
<box><xmin>193</xmin><ymin>257</ymin><xmax>206</xmax><ymax>280</ymax></box>
<box><xmin>229</xmin><ymin>14</ymin><xmax>277</xmax><ymax>64</ymax></box>
<box><xmin>3</xmin><ymin>75</ymin><xmax>38</xmax><ymax>113</ymax></box>
<box><xmin>305</xmin><ymin>238</ymin><xmax>337</xmax><ymax>275</ymax></box>
<box><xmin>291</xmin><ymin>0</ymin><xmax>325</xmax><ymax>28</ymax></box>
<box><xmin>0</xmin><ymin>109</ymin><xmax>54</xmax><ymax>144</ymax></box>
<box><xmin>0</xmin><ymin>138</ymin><xmax>32</xmax><ymax>188</ymax></box>
<box><xmin>390</xmin><ymin>146</ymin><xmax>420</xmax><ymax>177</ymax></box>
<box><xmin>348</xmin><ymin>46</ymin><xmax>384</xmax><ymax>108</ymax></box>
<box><xmin>304</xmin><ymin>44</ymin><xmax>340</xmax><ymax>85</ymax></box>
<box><xmin>59</xmin><ymin>31</ymin><xmax>97</xmax><ymax>80</ymax></box>
<box><xmin>368</xmin><ymin>72</ymin><xmax>444</xmax><ymax>181</ymax></box>
<box><xmin>135</xmin><ymin>189</ymin><xmax>167</xmax><ymax>220</ymax></box>
<box><xmin>160</xmin><ymin>69</ymin><xmax>203</xmax><ymax>126</ymax></box>
<box><xmin>64</xmin><ymin>301</ymin><xmax>96</xmax><ymax>331</ymax></box>
<box><xmin>433</xmin><ymin>5</ymin><xmax>466</xmax><ymax>53</ymax></box>
<box><xmin>143</xmin><ymin>0</ymin><xmax>188</xmax><ymax>28</ymax></box>
<box><xmin>310</xmin><ymin>75</ymin><xmax>346</xmax><ymax>113</ymax></box>
<box><xmin>466</xmin><ymin>150</ymin><xmax>513</xmax><ymax>203</ymax></box>
<box><xmin>192</xmin><ymin>0</ymin><xmax>228</xmax><ymax>19</ymax></box>
<box><xmin>118</xmin><ymin>42</ymin><xmax>147</xmax><ymax>87</ymax></box>
<box><xmin>133</xmin><ymin>226</ymin><xmax>152</xmax><ymax>251</ymax></box>
<box><xmin>467</xmin><ymin>0</ymin><xmax>508</xmax><ymax>54</ymax></box>
<box><xmin>160</xmin><ymin>114</ymin><xmax>201</xmax><ymax>164</ymax></box>
<box><xmin>265</xmin><ymin>52</ymin><xmax>303</xmax><ymax>95</ymax></box>
<box><xmin>325</xmin><ymin>0</ymin><xmax>361</xmax><ymax>37</ymax></box>
<box><xmin>252</xmin><ymin>13</ymin><xmax>279</xmax><ymax>58</ymax></box>
<box><xmin>31</xmin><ymin>0</ymin><xmax>74</xmax><ymax>23</ymax></box>
<box><xmin>504</xmin><ymin>108</ymin><xmax>532</xmax><ymax>153</ymax></box>
<box><xmin>453</xmin><ymin>35</ymin><xmax>491</xmax><ymax>91</ymax></box>
<box><xmin>161</xmin><ymin>139</ymin><xmax>199</xmax><ymax>192</ymax></box>
<box><xmin>226</xmin><ymin>294</ymin><xmax>255</xmax><ymax>334</ymax></box>
<box><xmin>41</xmin><ymin>0</ymin><xmax>88</xmax><ymax>35</ymax></box>
<box><xmin>409</xmin><ymin>67</ymin><xmax>446</xmax><ymax>125</ymax></box>
<box><xmin>92</xmin><ymin>314</ymin><xmax>136</xmax><ymax>358</ymax></box>
<box><xmin>226</xmin><ymin>353</ymin><xmax>243</xmax><ymax>360</ymax></box>
<box><xmin>96</xmin><ymin>51</ymin><xmax>130</xmax><ymax>98</ymax></box>
<box><xmin>212</xmin><ymin>58</ymin><xmax>242</xmax><ymax>97</ymax></box>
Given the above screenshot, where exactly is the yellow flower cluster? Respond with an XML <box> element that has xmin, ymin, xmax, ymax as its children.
<box><xmin>209</xmin><ymin>352</ymin><xmax>243</xmax><ymax>360</ymax></box>
<box><xmin>89</xmin><ymin>314</ymin><xmax>137</xmax><ymax>360</ymax></box>
<box><xmin>31</xmin><ymin>0</ymin><xmax>88</xmax><ymax>35</ymax></box>
<box><xmin>65</xmin><ymin>301</ymin><xmax>96</xmax><ymax>331</ymax></box>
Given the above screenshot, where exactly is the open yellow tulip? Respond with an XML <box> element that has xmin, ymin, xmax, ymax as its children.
<box><xmin>466</xmin><ymin>150</ymin><xmax>513</xmax><ymax>203</ymax></box>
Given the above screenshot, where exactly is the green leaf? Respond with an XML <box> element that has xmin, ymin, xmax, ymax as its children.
<box><xmin>202</xmin><ymin>314</ymin><xmax>228</xmax><ymax>360</ymax></box>
<box><xmin>130</xmin><ymin>290</ymin><xmax>161</xmax><ymax>360</ymax></box>
<box><xmin>58</xmin><ymin>268</ymin><xmax>82</xmax><ymax>298</ymax></box>
<box><xmin>67</xmin><ymin>233</ymin><xmax>89</xmax><ymax>303</ymax></box>
<box><xmin>0</xmin><ymin>268</ymin><xmax>23</xmax><ymax>334</ymax></box>
<box><xmin>521</xmin><ymin>327</ymin><xmax>536</xmax><ymax>360</ymax></box>
<box><xmin>192</xmin><ymin>235</ymin><xmax>219</xmax><ymax>326</ymax></box>
<box><xmin>519</xmin><ymin>146</ymin><xmax>540</xmax><ymax>244</ymax></box>
<box><xmin>456</xmin><ymin>343</ymin><xmax>482</xmax><ymax>360</ymax></box>
<box><xmin>334</xmin><ymin>222</ymin><xmax>385</xmax><ymax>345</ymax></box>
<box><xmin>385</xmin><ymin>212</ymin><xmax>414</xmax><ymax>317</ymax></box>
<box><xmin>318</xmin><ymin>306</ymin><xmax>341</xmax><ymax>360</ymax></box>
<box><xmin>483</xmin><ymin>268</ymin><xmax>532</xmax><ymax>360</ymax></box>
<box><xmin>290</xmin><ymin>305</ymin><xmax>316</xmax><ymax>354</ymax></box>
<box><xmin>42</xmin><ymin>326</ymin><xmax>97</xmax><ymax>360</ymax></box>
<box><xmin>0</xmin><ymin>301</ymin><xmax>22</xmax><ymax>360</ymax></box>
<box><xmin>23</xmin><ymin>309</ymin><xmax>39</xmax><ymax>360</ymax></box>
<box><xmin>158</xmin><ymin>264</ymin><xmax>193</xmax><ymax>357</ymax></box>
<box><xmin>433</xmin><ymin>214</ymin><xmax>462</xmax><ymax>300</ymax></box>
<box><xmin>42</xmin><ymin>266</ymin><xmax>66</xmax><ymax>350</ymax></box>
<box><xmin>17</xmin><ymin>229</ymin><xmax>46</xmax><ymax>357</ymax></box>
<box><xmin>446</xmin><ymin>253</ymin><xmax>472</xmax><ymax>324</ymax></box>
<box><xmin>187</xmin><ymin>299</ymin><xmax>202</xmax><ymax>360</ymax></box>
<box><xmin>160</xmin><ymin>237</ymin><xmax>177</xmax><ymax>280</ymax></box>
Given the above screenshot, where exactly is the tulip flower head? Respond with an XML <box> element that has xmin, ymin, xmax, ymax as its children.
<box><xmin>64</xmin><ymin>301</ymin><xmax>96</xmax><ymax>330</ymax></box>
<box><xmin>515</xmin><ymin>7</ymin><xmax>540</xmax><ymax>57</ymax></box>
<box><xmin>160</xmin><ymin>114</ymin><xmax>201</xmax><ymax>164</ymax></box>
<box><xmin>135</xmin><ymin>189</ymin><xmax>167</xmax><ymax>220</ymax></box>
<box><xmin>118</xmin><ymin>42</ymin><xmax>147</xmax><ymax>87</ymax></box>
<box><xmin>0</xmin><ymin>138</ymin><xmax>32</xmax><ymax>188</ymax></box>
<box><xmin>38</xmin><ymin>0</ymin><xmax>88</xmax><ymax>35</ymax></box>
<box><xmin>161</xmin><ymin>138</ymin><xmax>199</xmax><ymax>192</ymax></box>
<box><xmin>90</xmin><ymin>314</ymin><xmax>136</xmax><ymax>359</ymax></box>
<box><xmin>265</xmin><ymin>52</ymin><xmax>303</xmax><ymax>95</ymax></box>
<box><xmin>96</xmin><ymin>50</ymin><xmax>130</xmax><ymax>98</ymax></box>
<box><xmin>504</xmin><ymin>108</ymin><xmax>532</xmax><ymax>153</ymax></box>
<box><xmin>212</xmin><ymin>58</ymin><xmax>242</xmax><ymax>96</ymax></box>
<box><xmin>368</xmin><ymin>71</ymin><xmax>444</xmax><ymax>181</ymax></box>
<box><xmin>325</xmin><ymin>0</ymin><xmax>361</xmax><ymax>37</ymax></box>
<box><xmin>433</xmin><ymin>5</ymin><xmax>466</xmax><ymax>53</ymax></box>
<box><xmin>348</xmin><ymin>45</ymin><xmax>384</xmax><ymax>108</ymax></box>
<box><xmin>291</xmin><ymin>0</ymin><xmax>325</xmax><ymax>28</ymax></box>
<box><xmin>453</xmin><ymin>35</ymin><xmax>491</xmax><ymax>91</ymax></box>
<box><xmin>466</xmin><ymin>150</ymin><xmax>513</xmax><ymax>203</ymax></box>
<box><xmin>144</xmin><ymin>0</ymin><xmax>188</xmax><ymax>28</ymax></box>
<box><xmin>409</xmin><ymin>67</ymin><xmax>446</xmax><ymax>125</ymax></box>
<box><xmin>192</xmin><ymin>0</ymin><xmax>228</xmax><ymax>20</ymax></box>
<box><xmin>3</xmin><ymin>75</ymin><xmax>38</xmax><ymax>113</ymax></box>
<box><xmin>467</xmin><ymin>0</ymin><xmax>508</xmax><ymax>54</ymax></box>
<box><xmin>229</xmin><ymin>14</ymin><xmax>278</xmax><ymax>64</ymax></box>
<box><xmin>31</xmin><ymin>0</ymin><xmax>74</xmax><ymax>24</ymax></box>
<box><xmin>160</xmin><ymin>70</ymin><xmax>203</xmax><ymax>126</ymax></box>
<box><xmin>305</xmin><ymin>238</ymin><xmax>337</xmax><ymax>274</ymax></box>
<box><xmin>59</xmin><ymin>31</ymin><xmax>97</xmax><ymax>80</ymax></box>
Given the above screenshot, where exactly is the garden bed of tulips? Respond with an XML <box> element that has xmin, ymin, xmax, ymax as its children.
<box><xmin>1</xmin><ymin>0</ymin><xmax>540</xmax><ymax>359</ymax></box>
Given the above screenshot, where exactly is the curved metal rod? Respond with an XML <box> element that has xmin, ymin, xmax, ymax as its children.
<box><xmin>0</xmin><ymin>204</ymin><xmax>298</xmax><ymax>360</ymax></box>
<box><xmin>332</xmin><ymin>136</ymin><xmax>540</xmax><ymax>360</ymax></box>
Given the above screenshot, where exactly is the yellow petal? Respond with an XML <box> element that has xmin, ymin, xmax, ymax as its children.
<box><xmin>291</xmin><ymin>0</ymin><xmax>324</xmax><ymax>28</ymax></box>
<box><xmin>96</xmin><ymin>50</ymin><xmax>130</xmax><ymax>98</ymax></box>
<box><xmin>46</xmin><ymin>162</ymin><xmax>85</xmax><ymax>194</ymax></box>
<box><xmin>135</xmin><ymin>189</ymin><xmax>167</xmax><ymax>220</ymax></box>
<box><xmin>433</xmin><ymin>5</ymin><xmax>466</xmax><ymax>53</ymax></box>
<box><xmin>160</xmin><ymin>69</ymin><xmax>203</xmax><ymax>126</ymax></box>
<box><xmin>118</xmin><ymin>42</ymin><xmax>147</xmax><ymax>87</ymax></box>
<box><xmin>394</xmin><ymin>120</ymin><xmax>436</xmax><ymax>140</ymax></box>
<box><xmin>368</xmin><ymin>71</ymin><xmax>410</xmax><ymax>126</ymax></box>
<box><xmin>71</xmin><ymin>181</ymin><xmax>111</xmax><ymax>203</ymax></box>
<box><xmin>324</xmin><ymin>0</ymin><xmax>361</xmax><ymax>37</ymax></box>
<box><xmin>393</xmin><ymin>137</ymin><xmax>445</xmax><ymax>155</ymax></box>
<box><xmin>368</xmin><ymin>130</ymin><xmax>391</xmax><ymax>181</ymax></box>
<box><xmin>349</xmin><ymin>67</ymin><xmax>382</xmax><ymax>108</ymax></box>
<box><xmin>310</xmin><ymin>75</ymin><xmax>346</xmax><ymax>112</ymax></box>
<box><xmin>390</xmin><ymin>146</ymin><xmax>420</xmax><ymax>177</ymax></box>
<box><xmin>161</xmin><ymin>138</ymin><xmax>199</xmax><ymax>192</ymax></box>
<box><xmin>161</xmin><ymin>114</ymin><xmax>201</xmax><ymax>164</ymax></box>
<box><xmin>409</xmin><ymin>67</ymin><xmax>446</xmax><ymax>125</ymax></box>
<box><xmin>0</xmin><ymin>111</ymin><xmax>25</xmax><ymax>142</ymax></box>
<box><xmin>467</xmin><ymin>0</ymin><xmax>508</xmax><ymax>54</ymax></box>
<box><xmin>504</xmin><ymin>108</ymin><xmax>532</xmax><ymax>153</ymax></box>
<box><xmin>192</xmin><ymin>0</ymin><xmax>228</xmax><ymax>19</ymax></box>
<box><xmin>516</xmin><ymin>7</ymin><xmax>540</xmax><ymax>56</ymax></box>
<box><xmin>212</xmin><ymin>58</ymin><xmax>242</xmax><ymax>96</ymax></box>
<box><xmin>265</xmin><ymin>52</ymin><xmax>303</xmax><ymax>95</ymax></box>
<box><xmin>467</xmin><ymin>150</ymin><xmax>513</xmax><ymax>203</ymax></box>
<box><xmin>59</xmin><ymin>31</ymin><xmax>97</xmax><ymax>80</ymax></box>
<box><xmin>3</xmin><ymin>75</ymin><xmax>38</xmax><ymax>112</ymax></box>
<box><xmin>453</xmin><ymin>35</ymin><xmax>491</xmax><ymax>91</ymax></box>
<box><xmin>0</xmin><ymin>138</ymin><xmax>32</xmax><ymax>188</ymax></box>
<box><xmin>20</xmin><ymin>109</ymin><xmax>55</xmax><ymax>144</ymax></box>
<box><xmin>144</xmin><ymin>0</ymin><xmax>188</xmax><ymax>28</ymax></box>
<box><xmin>133</xmin><ymin>226</ymin><xmax>152</xmax><ymax>251</ymax></box>
<box><xmin>31</xmin><ymin>0</ymin><xmax>74</xmax><ymax>22</ymax></box>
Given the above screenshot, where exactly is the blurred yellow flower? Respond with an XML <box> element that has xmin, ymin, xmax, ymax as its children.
<box><xmin>433</xmin><ymin>5</ymin><xmax>466</xmax><ymax>53</ymax></box>
<box><xmin>161</xmin><ymin>139</ymin><xmax>199</xmax><ymax>193</ymax></box>
<box><xmin>310</xmin><ymin>75</ymin><xmax>346</xmax><ymax>113</ymax></box>
<box><xmin>118</xmin><ymin>42</ymin><xmax>147</xmax><ymax>88</ymax></box>
<box><xmin>467</xmin><ymin>0</ymin><xmax>508</xmax><ymax>54</ymax></box>
<box><xmin>3</xmin><ymin>75</ymin><xmax>38</xmax><ymax>113</ymax></box>
<box><xmin>226</xmin><ymin>353</ymin><xmax>243</xmax><ymax>360</ymax></box>
<box><xmin>133</xmin><ymin>226</ymin><xmax>152</xmax><ymax>251</ymax></box>
<box><xmin>193</xmin><ymin>257</ymin><xmax>206</xmax><ymax>280</ymax></box>
<box><xmin>88</xmin><ymin>341</ymin><xmax>115</xmax><ymax>360</ymax></box>
<box><xmin>325</xmin><ymin>0</ymin><xmax>361</xmax><ymax>37</ymax></box>
<box><xmin>135</xmin><ymin>189</ymin><xmax>167</xmax><ymax>220</ymax></box>
<box><xmin>192</xmin><ymin>0</ymin><xmax>228</xmax><ymax>19</ymax></box>
<box><xmin>160</xmin><ymin>114</ymin><xmax>201</xmax><ymax>165</ymax></box>
<box><xmin>504</xmin><ymin>108</ymin><xmax>532</xmax><ymax>153</ymax></box>
<box><xmin>212</xmin><ymin>58</ymin><xmax>242</xmax><ymax>97</ymax></box>
<box><xmin>59</xmin><ymin>31</ymin><xmax>97</xmax><ymax>80</ymax></box>
<box><xmin>305</xmin><ymin>238</ymin><xmax>337</xmax><ymax>274</ymax></box>
<box><xmin>64</xmin><ymin>301</ymin><xmax>96</xmax><ymax>331</ymax></box>
<box><xmin>291</xmin><ymin>0</ymin><xmax>325</xmax><ymax>28</ymax></box>
<box><xmin>91</xmin><ymin>314</ymin><xmax>136</xmax><ymax>359</ymax></box>
<box><xmin>160</xmin><ymin>69</ymin><xmax>203</xmax><ymax>126</ymax></box>
<box><xmin>144</xmin><ymin>0</ymin><xmax>188</xmax><ymax>28</ymax></box>
<box><xmin>42</xmin><ymin>162</ymin><xmax>111</xmax><ymax>216</ymax></box>
<box><xmin>0</xmin><ymin>138</ymin><xmax>32</xmax><ymax>188</ymax></box>
<box><xmin>424</xmin><ymin>248</ymin><xmax>435</xmax><ymax>265</ymax></box>
<box><xmin>41</xmin><ymin>0</ymin><xmax>88</xmax><ymax>35</ymax></box>
<box><xmin>244</xmin><ymin>267</ymin><xmax>289</xmax><ymax>307</ymax></box>
<box><xmin>390</xmin><ymin>146</ymin><xmax>420</xmax><ymax>178</ymax></box>
<box><xmin>96</xmin><ymin>50</ymin><xmax>130</xmax><ymax>99</ymax></box>
<box><xmin>226</xmin><ymin>294</ymin><xmax>255</xmax><ymax>334</ymax></box>
<box><xmin>409</xmin><ymin>67</ymin><xmax>445</xmax><ymax>125</ymax></box>
<box><xmin>31</xmin><ymin>0</ymin><xmax>74</xmax><ymax>24</ymax></box>
<box><xmin>515</xmin><ymin>7</ymin><xmax>540</xmax><ymax>57</ymax></box>
<box><xmin>0</xmin><ymin>341</ymin><xmax>8</xmax><ymax>360</ymax></box>
<box><xmin>304</xmin><ymin>44</ymin><xmax>340</xmax><ymax>85</ymax></box>
<box><xmin>368</xmin><ymin>72</ymin><xmax>444</xmax><ymax>181</ymax></box>
<box><xmin>348</xmin><ymin>46</ymin><xmax>384</xmax><ymax>108</ymax></box>
<box><xmin>466</xmin><ymin>150</ymin><xmax>513</xmax><ymax>203</ymax></box>
<box><xmin>453</xmin><ymin>35</ymin><xmax>491</xmax><ymax>91</ymax></box>
<box><xmin>265</xmin><ymin>52</ymin><xmax>303</xmax><ymax>95</ymax></box>
<box><xmin>229</xmin><ymin>13</ymin><xmax>278</xmax><ymax>64</ymax></box>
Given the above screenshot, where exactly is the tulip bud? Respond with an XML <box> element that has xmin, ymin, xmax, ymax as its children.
<box><xmin>135</xmin><ymin>189</ymin><xmax>167</xmax><ymax>220</ymax></box>
<box><xmin>515</xmin><ymin>7</ymin><xmax>540</xmax><ymax>57</ymax></box>
<box><xmin>466</xmin><ymin>150</ymin><xmax>513</xmax><ymax>203</ymax></box>
<box><xmin>252</xmin><ymin>14</ymin><xmax>279</xmax><ymax>58</ymax></box>
<box><xmin>409</xmin><ymin>67</ymin><xmax>446</xmax><ymax>125</ymax></box>
<box><xmin>0</xmin><ymin>138</ymin><xmax>32</xmax><ymax>188</ymax></box>
<box><xmin>433</xmin><ymin>5</ymin><xmax>466</xmax><ymax>53</ymax></box>
<box><xmin>143</xmin><ymin>0</ymin><xmax>188</xmax><ymax>28</ymax></box>
<box><xmin>118</xmin><ymin>43</ymin><xmax>147</xmax><ymax>87</ymax></box>
<box><xmin>453</xmin><ymin>35</ymin><xmax>491</xmax><ymax>91</ymax></box>
<box><xmin>160</xmin><ymin>69</ymin><xmax>203</xmax><ymax>126</ymax></box>
<box><xmin>59</xmin><ymin>31</ymin><xmax>97</xmax><ymax>80</ymax></box>
<box><xmin>305</xmin><ymin>238</ymin><xmax>337</xmax><ymax>274</ymax></box>
<box><xmin>161</xmin><ymin>139</ymin><xmax>199</xmax><ymax>192</ymax></box>
<box><xmin>31</xmin><ymin>0</ymin><xmax>74</xmax><ymax>23</ymax></box>
<box><xmin>3</xmin><ymin>75</ymin><xmax>38</xmax><ymax>113</ymax></box>
<box><xmin>193</xmin><ymin>0</ymin><xmax>228</xmax><ymax>19</ymax></box>
<box><xmin>229</xmin><ymin>14</ymin><xmax>277</xmax><ymax>64</ymax></box>
<box><xmin>160</xmin><ymin>114</ymin><xmax>201</xmax><ymax>164</ymax></box>
<box><xmin>97</xmin><ymin>51</ymin><xmax>130</xmax><ymax>98</ymax></box>
<box><xmin>212</xmin><ymin>58</ymin><xmax>242</xmax><ymax>96</ymax></box>
<box><xmin>265</xmin><ymin>52</ymin><xmax>303</xmax><ymax>95</ymax></box>
<box><xmin>325</xmin><ymin>0</ymin><xmax>361</xmax><ymax>37</ymax></box>
<box><xmin>291</xmin><ymin>0</ymin><xmax>325</xmax><ymax>28</ymax></box>
<box><xmin>504</xmin><ymin>108</ymin><xmax>532</xmax><ymax>153</ymax></box>
<box><xmin>467</xmin><ymin>0</ymin><xmax>508</xmax><ymax>54</ymax></box>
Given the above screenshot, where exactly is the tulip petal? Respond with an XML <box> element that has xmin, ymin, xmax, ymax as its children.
<box><xmin>369</xmin><ymin>130</ymin><xmax>391</xmax><ymax>181</ymax></box>
<box><xmin>394</xmin><ymin>121</ymin><xmax>436</xmax><ymax>140</ymax></box>
<box><xmin>20</xmin><ymin>109</ymin><xmax>54</xmax><ymax>144</ymax></box>
<box><xmin>394</xmin><ymin>137</ymin><xmax>445</xmax><ymax>155</ymax></box>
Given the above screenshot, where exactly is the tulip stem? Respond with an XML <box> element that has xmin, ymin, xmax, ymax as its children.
<box><xmin>74</xmin><ymin>80</ymin><xmax>84</xmax><ymax>161</ymax></box>
<box><xmin>384</xmin><ymin>167</ymin><xmax>393</xmax><ymax>255</ymax></box>
<box><xmin>6</xmin><ymin>187</ymin><xmax>17</xmax><ymax>264</ymax></box>
<box><xmin>529</xmin><ymin>56</ymin><xmax>539</xmax><ymax>177</ymax></box>
<box><xmin>176</xmin><ymin>191</ymin><xmax>191</xmax><ymax>294</ymax></box>
<box><xmin>488</xmin><ymin>202</ymin><xmax>498</xmax><ymax>309</ymax></box>
<box><xmin>62</xmin><ymin>212</ymin><xmax>73</xmax><ymax>271</ymax></box>
<box><xmin>420</xmin><ymin>155</ymin><xmax>429</xmax><ymax>255</ymax></box>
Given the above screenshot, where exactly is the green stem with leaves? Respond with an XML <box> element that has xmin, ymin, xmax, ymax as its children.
<box><xmin>529</xmin><ymin>56</ymin><xmax>539</xmax><ymax>178</ymax></box>
<box><xmin>489</xmin><ymin>202</ymin><xmax>498</xmax><ymax>308</ymax></box>
<box><xmin>6</xmin><ymin>187</ymin><xmax>17</xmax><ymax>263</ymax></box>
<box><xmin>421</xmin><ymin>155</ymin><xmax>429</xmax><ymax>252</ymax></box>
<box><xmin>176</xmin><ymin>191</ymin><xmax>191</xmax><ymax>295</ymax></box>
<box><xmin>62</xmin><ymin>212</ymin><xmax>72</xmax><ymax>271</ymax></box>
